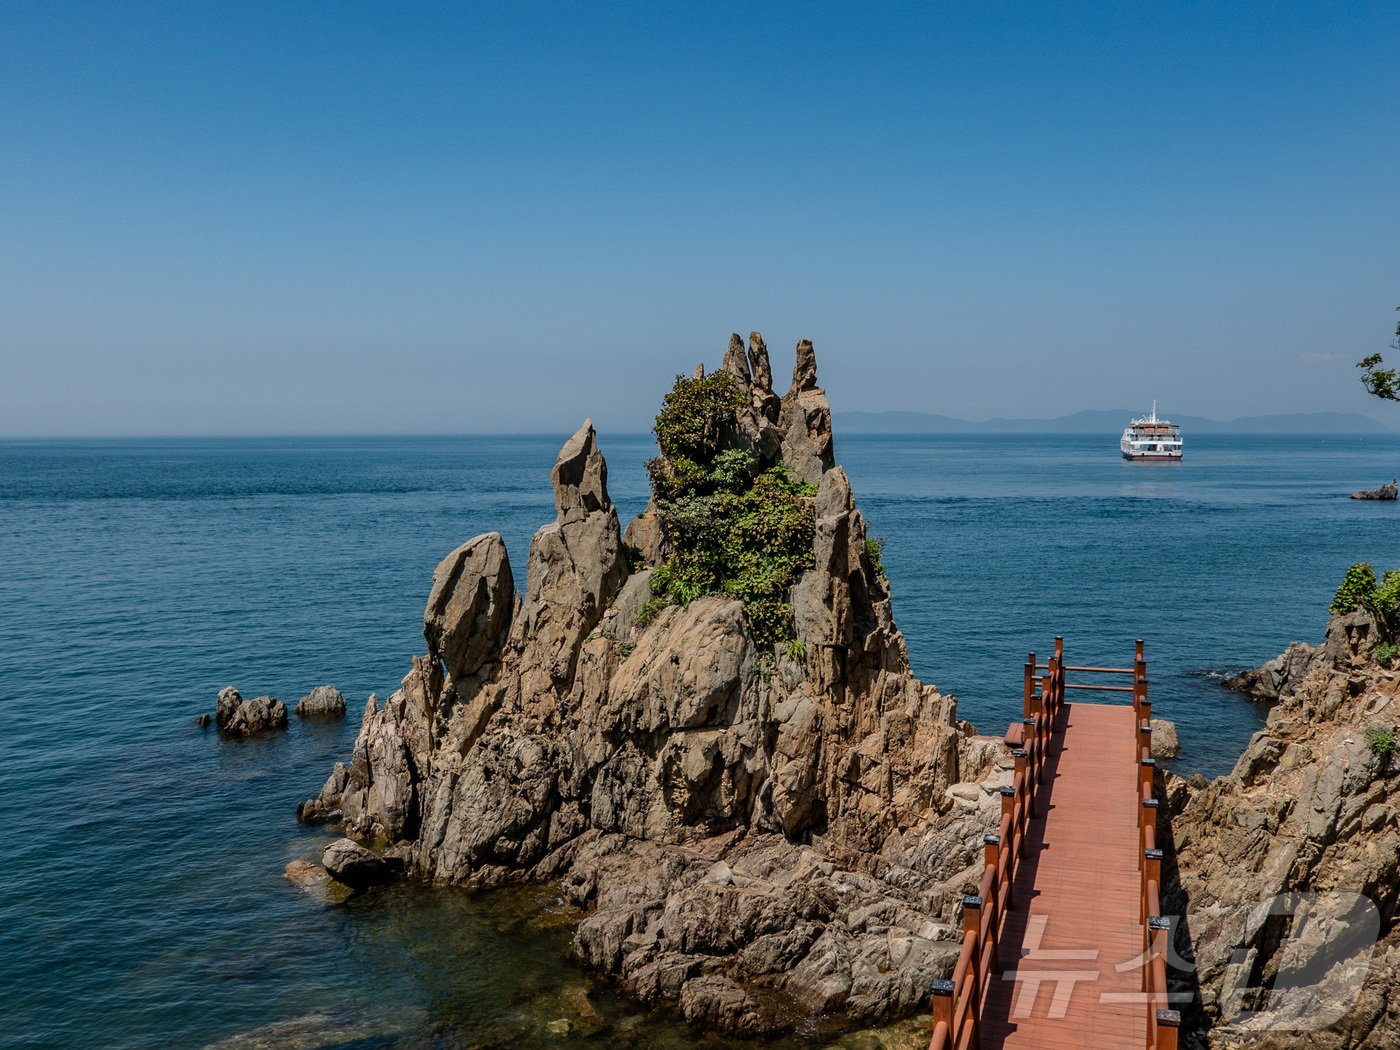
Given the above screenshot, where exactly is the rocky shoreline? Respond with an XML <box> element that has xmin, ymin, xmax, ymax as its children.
<box><xmin>294</xmin><ymin>335</ymin><xmax>1008</xmax><ymax>1035</ymax></box>
<box><xmin>1163</xmin><ymin>608</ymin><xmax>1400</xmax><ymax>1048</ymax></box>
<box><xmin>284</xmin><ymin>334</ymin><xmax>1399</xmax><ymax>1044</ymax></box>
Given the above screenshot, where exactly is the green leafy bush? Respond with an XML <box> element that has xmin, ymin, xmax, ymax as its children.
<box><xmin>645</xmin><ymin>372</ymin><xmax>818</xmax><ymax>649</ymax></box>
<box><xmin>647</xmin><ymin>372</ymin><xmax>749</xmax><ymax>502</ymax></box>
<box><xmin>785</xmin><ymin>639</ymin><xmax>808</xmax><ymax>664</ymax></box>
<box><xmin>1375</xmin><ymin>640</ymin><xmax>1399</xmax><ymax>668</ymax></box>
<box><xmin>1331</xmin><ymin>563</ymin><xmax>1378</xmax><ymax>615</ymax></box>
<box><xmin>1366</xmin><ymin>727</ymin><xmax>1396</xmax><ymax>760</ymax></box>
<box><xmin>634</xmin><ymin>596</ymin><xmax>668</xmax><ymax>629</ymax></box>
<box><xmin>865</xmin><ymin>536</ymin><xmax>887</xmax><ymax>579</ymax></box>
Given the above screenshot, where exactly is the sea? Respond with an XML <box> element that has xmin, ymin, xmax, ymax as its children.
<box><xmin>2</xmin><ymin>431</ymin><xmax>1397</xmax><ymax>1049</ymax></box>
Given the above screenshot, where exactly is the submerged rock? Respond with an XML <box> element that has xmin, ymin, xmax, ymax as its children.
<box><xmin>215</xmin><ymin>686</ymin><xmax>288</xmax><ymax>736</ymax></box>
<box><xmin>298</xmin><ymin>335</ymin><xmax>993</xmax><ymax>1034</ymax></box>
<box><xmin>295</xmin><ymin>685</ymin><xmax>347</xmax><ymax>719</ymax></box>
<box><xmin>283</xmin><ymin>858</ymin><xmax>325</xmax><ymax>890</ymax></box>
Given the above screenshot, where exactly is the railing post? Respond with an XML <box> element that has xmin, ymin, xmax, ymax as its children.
<box><xmin>999</xmin><ymin>785</ymin><xmax>1016</xmax><ymax>906</ymax></box>
<box><xmin>1140</xmin><ymin>798</ymin><xmax>1159</xmax><ymax>871</ymax></box>
<box><xmin>962</xmin><ymin>894</ymin><xmax>983</xmax><ymax>1043</ymax></box>
<box><xmin>1139</xmin><ymin>719</ymin><xmax>1153</xmax><ymax>764</ymax></box>
<box><xmin>1155</xmin><ymin>1007</ymin><xmax>1181</xmax><ymax>1050</ymax></box>
<box><xmin>1013</xmin><ymin>747</ymin><xmax>1030</xmax><ymax>821</ymax></box>
<box><xmin>1024</xmin><ymin>653</ymin><xmax>1036</xmax><ymax>720</ymax></box>
<box><xmin>1145</xmin><ymin>852</ymin><xmax>1165</xmax><ymax>930</ymax></box>
<box><xmin>983</xmin><ymin>834</ymin><xmax>1001</xmax><ymax>972</ymax></box>
<box><xmin>930</xmin><ymin>977</ymin><xmax>954</xmax><ymax>1044</ymax></box>
<box><xmin>1140</xmin><ymin>756</ymin><xmax>1156</xmax><ymax>800</ymax></box>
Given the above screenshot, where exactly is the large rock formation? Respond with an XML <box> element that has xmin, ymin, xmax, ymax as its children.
<box><xmin>299</xmin><ymin>334</ymin><xmax>1000</xmax><ymax>1035</ymax></box>
<box><xmin>1167</xmin><ymin>609</ymin><xmax>1400</xmax><ymax>1048</ymax></box>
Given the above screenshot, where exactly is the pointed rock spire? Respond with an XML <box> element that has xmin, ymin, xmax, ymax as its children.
<box><xmin>722</xmin><ymin>332</ymin><xmax>751</xmax><ymax>382</ymax></box>
<box><xmin>747</xmin><ymin>332</ymin><xmax>772</xmax><ymax>391</ymax></box>
<box><xmin>553</xmin><ymin>419</ymin><xmax>611</xmax><ymax>524</ymax></box>
<box><xmin>790</xmin><ymin>339</ymin><xmax>818</xmax><ymax>394</ymax></box>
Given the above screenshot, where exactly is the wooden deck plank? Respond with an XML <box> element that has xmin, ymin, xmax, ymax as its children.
<box><xmin>978</xmin><ymin>701</ymin><xmax>1149</xmax><ymax>1049</ymax></box>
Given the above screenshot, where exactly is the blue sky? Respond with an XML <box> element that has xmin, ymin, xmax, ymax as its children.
<box><xmin>2</xmin><ymin>2</ymin><xmax>1397</xmax><ymax>435</ymax></box>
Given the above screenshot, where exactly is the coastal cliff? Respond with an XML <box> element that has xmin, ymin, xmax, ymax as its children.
<box><xmin>298</xmin><ymin>334</ymin><xmax>1002</xmax><ymax>1034</ymax></box>
<box><xmin>1166</xmin><ymin>608</ymin><xmax>1400</xmax><ymax>1048</ymax></box>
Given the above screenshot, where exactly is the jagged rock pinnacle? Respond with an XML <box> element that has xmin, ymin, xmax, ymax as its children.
<box><xmin>722</xmin><ymin>333</ymin><xmax>751</xmax><ymax>382</ymax></box>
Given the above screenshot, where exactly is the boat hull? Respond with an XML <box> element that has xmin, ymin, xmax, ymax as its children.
<box><xmin>1121</xmin><ymin>451</ymin><xmax>1183</xmax><ymax>461</ymax></box>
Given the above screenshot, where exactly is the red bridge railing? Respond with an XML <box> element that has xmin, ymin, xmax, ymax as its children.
<box><xmin>927</xmin><ymin>638</ymin><xmax>1180</xmax><ymax>1050</ymax></box>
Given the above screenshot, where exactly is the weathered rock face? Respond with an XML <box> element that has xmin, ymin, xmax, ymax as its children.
<box><xmin>1151</xmin><ymin>717</ymin><xmax>1181</xmax><ymax>760</ymax></box>
<box><xmin>295</xmin><ymin>685</ymin><xmax>346</xmax><ymax>719</ymax></box>
<box><xmin>215</xmin><ymin>686</ymin><xmax>288</xmax><ymax>736</ymax></box>
<box><xmin>1167</xmin><ymin>608</ymin><xmax>1400</xmax><ymax>1048</ymax></box>
<box><xmin>300</xmin><ymin>336</ymin><xmax>993</xmax><ymax>1034</ymax></box>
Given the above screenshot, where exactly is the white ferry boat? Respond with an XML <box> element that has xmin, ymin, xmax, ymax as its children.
<box><xmin>1120</xmin><ymin>403</ymin><xmax>1183</xmax><ymax>461</ymax></box>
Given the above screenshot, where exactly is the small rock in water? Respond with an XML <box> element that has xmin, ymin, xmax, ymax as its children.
<box><xmin>215</xmin><ymin>685</ymin><xmax>288</xmax><ymax>737</ymax></box>
<box><xmin>194</xmin><ymin>713</ymin><xmax>212</xmax><ymax>728</ymax></box>
<box><xmin>1351</xmin><ymin>479</ymin><xmax>1397</xmax><ymax>500</ymax></box>
<box><xmin>295</xmin><ymin>685</ymin><xmax>347</xmax><ymax>719</ymax></box>
<box><xmin>322</xmin><ymin>837</ymin><xmax>390</xmax><ymax>887</ymax></box>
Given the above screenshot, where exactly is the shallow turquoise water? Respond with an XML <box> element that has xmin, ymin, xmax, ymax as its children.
<box><xmin>2</xmin><ymin>431</ymin><xmax>1396</xmax><ymax>1048</ymax></box>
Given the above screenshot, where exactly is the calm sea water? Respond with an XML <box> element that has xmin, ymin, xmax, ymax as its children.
<box><xmin>2</xmin><ymin>432</ymin><xmax>1397</xmax><ymax>1049</ymax></box>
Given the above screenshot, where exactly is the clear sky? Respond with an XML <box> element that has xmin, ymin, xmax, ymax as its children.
<box><xmin>2</xmin><ymin>2</ymin><xmax>1397</xmax><ymax>436</ymax></box>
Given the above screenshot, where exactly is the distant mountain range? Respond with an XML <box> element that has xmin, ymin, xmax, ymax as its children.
<box><xmin>833</xmin><ymin>409</ymin><xmax>1394</xmax><ymax>435</ymax></box>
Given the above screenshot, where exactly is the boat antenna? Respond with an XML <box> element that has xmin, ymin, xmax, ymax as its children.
<box><xmin>1151</xmin><ymin>399</ymin><xmax>1157</xmax><ymax>423</ymax></box>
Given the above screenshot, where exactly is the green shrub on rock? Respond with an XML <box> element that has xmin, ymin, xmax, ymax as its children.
<box><xmin>644</xmin><ymin>371</ymin><xmax>818</xmax><ymax>650</ymax></box>
<box><xmin>1331</xmin><ymin>562</ymin><xmax>1378</xmax><ymax>616</ymax></box>
<box><xmin>1365</xmin><ymin>727</ymin><xmax>1396</xmax><ymax>760</ymax></box>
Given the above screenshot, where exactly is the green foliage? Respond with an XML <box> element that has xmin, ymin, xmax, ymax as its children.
<box><xmin>1331</xmin><ymin>563</ymin><xmax>1378</xmax><ymax>615</ymax></box>
<box><xmin>1354</xmin><ymin>307</ymin><xmax>1400</xmax><ymax>402</ymax></box>
<box><xmin>865</xmin><ymin>536</ymin><xmax>887</xmax><ymax>579</ymax></box>
<box><xmin>1365</xmin><ymin>727</ymin><xmax>1396</xmax><ymax>760</ymax></box>
<box><xmin>1372</xmin><ymin>570</ymin><xmax>1400</xmax><ymax>620</ymax></box>
<box><xmin>634</xmin><ymin>595</ymin><xmax>668</xmax><ymax>629</ymax></box>
<box><xmin>645</xmin><ymin>372</ymin><xmax>818</xmax><ymax>650</ymax></box>
<box><xmin>1375</xmin><ymin>640</ymin><xmax>1399</xmax><ymax>668</ymax></box>
<box><xmin>785</xmin><ymin>638</ymin><xmax>808</xmax><ymax>664</ymax></box>
<box><xmin>647</xmin><ymin>371</ymin><xmax>749</xmax><ymax>501</ymax></box>
<box><xmin>616</xmin><ymin>641</ymin><xmax>634</xmax><ymax>659</ymax></box>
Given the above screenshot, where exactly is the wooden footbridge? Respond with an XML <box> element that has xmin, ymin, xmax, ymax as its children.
<box><xmin>929</xmin><ymin>639</ymin><xmax>1181</xmax><ymax>1050</ymax></box>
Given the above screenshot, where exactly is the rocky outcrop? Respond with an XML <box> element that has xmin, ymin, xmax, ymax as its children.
<box><xmin>1350</xmin><ymin>479</ymin><xmax>1396</xmax><ymax>500</ymax></box>
<box><xmin>295</xmin><ymin>685</ymin><xmax>346</xmax><ymax>719</ymax></box>
<box><xmin>1166</xmin><ymin>607</ymin><xmax>1400</xmax><ymax>1048</ymax></box>
<box><xmin>1151</xmin><ymin>717</ymin><xmax>1181</xmax><ymax>760</ymax></box>
<box><xmin>215</xmin><ymin>686</ymin><xmax>287</xmax><ymax>736</ymax></box>
<box><xmin>322</xmin><ymin>838</ymin><xmax>392</xmax><ymax>887</ymax></box>
<box><xmin>298</xmin><ymin>335</ymin><xmax>992</xmax><ymax>1035</ymax></box>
